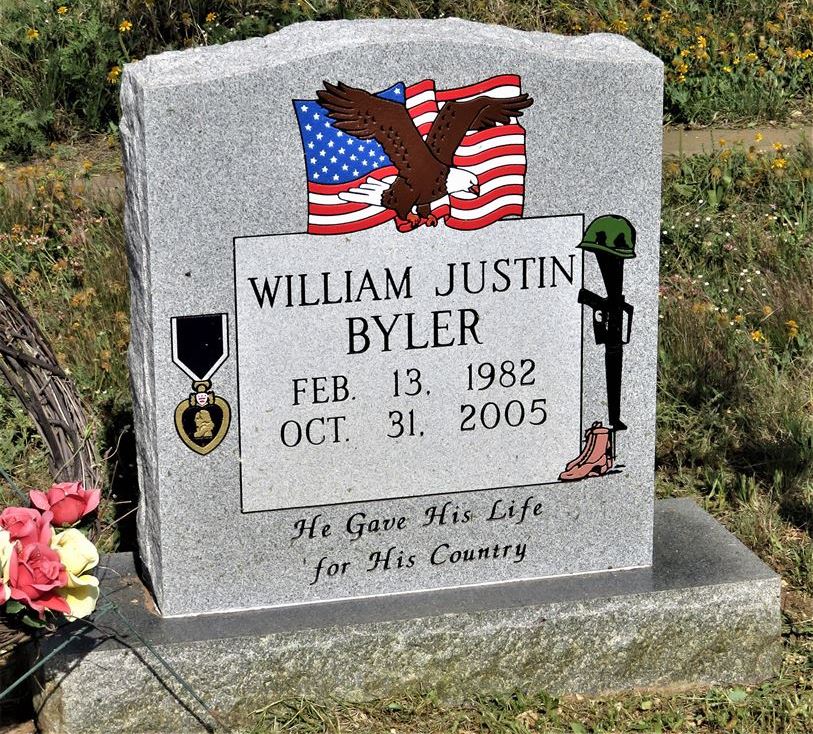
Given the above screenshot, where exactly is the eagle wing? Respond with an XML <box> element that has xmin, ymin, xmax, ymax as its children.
<box><xmin>316</xmin><ymin>81</ymin><xmax>429</xmax><ymax>175</ymax></box>
<box><xmin>425</xmin><ymin>94</ymin><xmax>533</xmax><ymax>166</ymax></box>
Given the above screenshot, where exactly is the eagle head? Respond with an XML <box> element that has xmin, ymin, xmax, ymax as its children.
<box><xmin>446</xmin><ymin>167</ymin><xmax>480</xmax><ymax>199</ymax></box>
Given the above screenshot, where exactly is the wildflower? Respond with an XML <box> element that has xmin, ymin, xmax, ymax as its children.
<box><xmin>677</xmin><ymin>73</ymin><xmax>687</xmax><ymax>84</ymax></box>
<box><xmin>734</xmin><ymin>314</ymin><xmax>745</xmax><ymax>325</ymax></box>
<box><xmin>81</xmin><ymin>159</ymin><xmax>93</xmax><ymax>173</ymax></box>
<box><xmin>25</xmin><ymin>28</ymin><xmax>39</xmax><ymax>41</ymax></box>
<box><xmin>773</xmin><ymin>142</ymin><xmax>784</xmax><ymax>152</ymax></box>
<box><xmin>57</xmin><ymin>5</ymin><xmax>68</xmax><ymax>14</ymax></box>
<box><xmin>696</xmin><ymin>35</ymin><xmax>707</xmax><ymax>49</ymax></box>
<box><xmin>611</xmin><ymin>18</ymin><xmax>629</xmax><ymax>34</ymax></box>
<box><xmin>643</xmin><ymin>13</ymin><xmax>653</xmax><ymax>22</ymax></box>
<box><xmin>771</xmin><ymin>157</ymin><xmax>788</xmax><ymax>169</ymax></box>
<box><xmin>722</xmin><ymin>65</ymin><xmax>732</xmax><ymax>73</ymax></box>
<box><xmin>754</xmin><ymin>131</ymin><xmax>764</xmax><ymax>142</ymax></box>
<box><xmin>786</xmin><ymin>320</ymin><xmax>799</xmax><ymax>338</ymax></box>
<box><xmin>750</xmin><ymin>329</ymin><xmax>764</xmax><ymax>342</ymax></box>
<box><xmin>206</xmin><ymin>12</ymin><xmax>217</xmax><ymax>23</ymax></box>
<box><xmin>745</xmin><ymin>52</ymin><xmax>758</xmax><ymax>62</ymax></box>
<box><xmin>119</xmin><ymin>19</ymin><xmax>133</xmax><ymax>33</ymax></box>
<box><xmin>762</xmin><ymin>305</ymin><xmax>773</xmax><ymax>317</ymax></box>
<box><xmin>107</xmin><ymin>66</ymin><xmax>122</xmax><ymax>84</ymax></box>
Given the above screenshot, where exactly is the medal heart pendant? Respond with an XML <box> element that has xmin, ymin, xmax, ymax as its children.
<box><xmin>175</xmin><ymin>395</ymin><xmax>231</xmax><ymax>455</ymax></box>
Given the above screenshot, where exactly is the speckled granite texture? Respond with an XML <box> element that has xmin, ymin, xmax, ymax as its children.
<box><xmin>35</xmin><ymin>500</ymin><xmax>780</xmax><ymax>734</ymax></box>
<box><xmin>121</xmin><ymin>18</ymin><xmax>663</xmax><ymax>616</ymax></box>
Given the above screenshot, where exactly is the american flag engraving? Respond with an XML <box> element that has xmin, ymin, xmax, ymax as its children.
<box><xmin>293</xmin><ymin>75</ymin><xmax>533</xmax><ymax>235</ymax></box>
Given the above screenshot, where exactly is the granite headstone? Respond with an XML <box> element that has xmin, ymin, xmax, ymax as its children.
<box><xmin>121</xmin><ymin>19</ymin><xmax>662</xmax><ymax>616</ymax></box>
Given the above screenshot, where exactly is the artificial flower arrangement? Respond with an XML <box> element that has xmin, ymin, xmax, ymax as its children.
<box><xmin>0</xmin><ymin>481</ymin><xmax>101</xmax><ymax>626</ymax></box>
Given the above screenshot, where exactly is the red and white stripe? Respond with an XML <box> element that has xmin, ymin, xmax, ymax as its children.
<box><xmin>307</xmin><ymin>75</ymin><xmax>526</xmax><ymax>235</ymax></box>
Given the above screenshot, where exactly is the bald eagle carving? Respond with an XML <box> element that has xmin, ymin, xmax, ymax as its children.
<box><xmin>316</xmin><ymin>81</ymin><xmax>533</xmax><ymax>230</ymax></box>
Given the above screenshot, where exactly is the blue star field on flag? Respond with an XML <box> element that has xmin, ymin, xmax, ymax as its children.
<box><xmin>293</xmin><ymin>83</ymin><xmax>405</xmax><ymax>185</ymax></box>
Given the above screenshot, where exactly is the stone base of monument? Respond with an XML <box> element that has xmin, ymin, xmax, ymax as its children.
<box><xmin>34</xmin><ymin>499</ymin><xmax>780</xmax><ymax>734</ymax></box>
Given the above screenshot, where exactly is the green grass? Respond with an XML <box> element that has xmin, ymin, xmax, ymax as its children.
<box><xmin>1</xmin><ymin>1</ymin><xmax>813</xmax><ymax>157</ymax></box>
<box><xmin>242</xmin><ymin>659</ymin><xmax>813</xmax><ymax>732</ymax></box>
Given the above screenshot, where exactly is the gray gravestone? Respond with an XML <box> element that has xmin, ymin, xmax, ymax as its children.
<box><xmin>121</xmin><ymin>19</ymin><xmax>662</xmax><ymax>616</ymax></box>
<box><xmin>33</xmin><ymin>20</ymin><xmax>781</xmax><ymax>733</ymax></box>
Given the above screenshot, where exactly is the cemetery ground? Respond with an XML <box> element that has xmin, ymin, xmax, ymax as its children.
<box><xmin>0</xmin><ymin>134</ymin><xmax>811</xmax><ymax>731</ymax></box>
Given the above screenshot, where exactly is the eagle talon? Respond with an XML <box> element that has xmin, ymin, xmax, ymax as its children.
<box><xmin>425</xmin><ymin>214</ymin><xmax>439</xmax><ymax>227</ymax></box>
<box><xmin>405</xmin><ymin>212</ymin><xmax>422</xmax><ymax>229</ymax></box>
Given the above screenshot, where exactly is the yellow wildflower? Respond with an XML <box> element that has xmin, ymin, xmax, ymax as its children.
<box><xmin>611</xmin><ymin>19</ymin><xmax>629</xmax><ymax>34</ymax></box>
<box><xmin>762</xmin><ymin>305</ymin><xmax>773</xmax><ymax>317</ymax></box>
<box><xmin>745</xmin><ymin>52</ymin><xmax>759</xmax><ymax>62</ymax></box>
<box><xmin>643</xmin><ymin>13</ymin><xmax>653</xmax><ymax>23</ymax></box>
<box><xmin>119</xmin><ymin>19</ymin><xmax>133</xmax><ymax>33</ymax></box>
<box><xmin>772</xmin><ymin>141</ymin><xmax>784</xmax><ymax>151</ymax></box>
<box><xmin>754</xmin><ymin>131</ymin><xmax>764</xmax><ymax>142</ymax></box>
<box><xmin>786</xmin><ymin>320</ymin><xmax>799</xmax><ymax>338</ymax></box>
<box><xmin>772</xmin><ymin>157</ymin><xmax>788</xmax><ymax>169</ymax></box>
<box><xmin>696</xmin><ymin>35</ymin><xmax>707</xmax><ymax>49</ymax></box>
<box><xmin>722</xmin><ymin>65</ymin><xmax>732</xmax><ymax>73</ymax></box>
<box><xmin>750</xmin><ymin>329</ymin><xmax>764</xmax><ymax>343</ymax></box>
<box><xmin>25</xmin><ymin>28</ymin><xmax>39</xmax><ymax>41</ymax></box>
<box><xmin>734</xmin><ymin>314</ymin><xmax>745</xmax><ymax>325</ymax></box>
<box><xmin>107</xmin><ymin>65</ymin><xmax>122</xmax><ymax>84</ymax></box>
<box><xmin>57</xmin><ymin>5</ymin><xmax>69</xmax><ymax>14</ymax></box>
<box><xmin>205</xmin><ymin>12</ymin><xmax>217</xmax><ymax>23</ymax></box>
<box><xmin>81</xmin><ymin>159</ymin><xmax>93</xmax><ymax>173</ymax></box>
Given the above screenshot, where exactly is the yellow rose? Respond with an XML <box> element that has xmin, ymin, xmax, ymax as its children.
<box><xmin>0</xmin><ymin>530</ymin><xmax>12</xmax><ymax>603</ymax></box>
<box><xmin>51</xmin><ymin>529</ymin><xmax>99</xmax><ymax>618</ymax></box>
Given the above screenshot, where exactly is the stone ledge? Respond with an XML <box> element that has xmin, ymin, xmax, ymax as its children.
<box><xmin>34</xmin><ymin>499</ymin><xmax>780</xmax><ymax>734</ymax></box>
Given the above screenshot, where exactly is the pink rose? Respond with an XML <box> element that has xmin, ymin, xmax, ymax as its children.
<box><xmin>30</xmin><ymin>482</ymin><xmax>100</xmax><ymax>527</ymax></box>
<box><xmin>0</xmin><ymin>507</ymin><xmax>52</xmax><ymax>545</ymax></box>
<box><xmin>8</xmin><ymin>541</ymin><xmax>70</xmax><ymax>616</ymax></box>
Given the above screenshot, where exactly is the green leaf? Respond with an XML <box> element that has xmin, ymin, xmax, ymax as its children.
<box><xmin>4</xmin><ymin>600</ymin><xmax>25</xmax><ymax>614</ymax></box>
<box><xmin>672</xmin><ymin>183</ymin><xmax>695</xmax><ymax>197</ymax></box>
<box><xmin>21</xmin><ymin>613</ymin><xmax>45</xmax><ymax>629</ymax></box>
<box><xmin>640</xmin><ymin>699</ymin><xmax>653</xmax><ymax>710</ymax></box>
<box><xmin>570</xmin><ymin>723</ymin><xmax>588</xmax><ymax>734</ymax></box>
<box><xmin>727</xmin><ymin>688</ymin><xmax>748</xmax><ymax>703</ymax></box>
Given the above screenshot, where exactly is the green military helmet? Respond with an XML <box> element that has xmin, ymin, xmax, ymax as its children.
<box><xmin>578</xmin><ymin>215</ymin><xmax>637</xmax><ymax>259</ymax></box>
